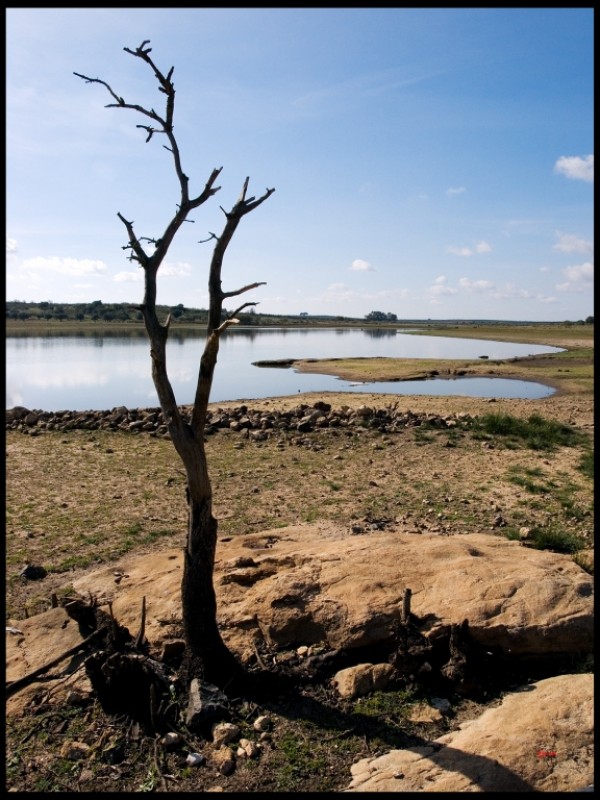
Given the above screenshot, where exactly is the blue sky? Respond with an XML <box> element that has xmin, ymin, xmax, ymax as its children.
<box><xmin>6</xmin><ymin>7</ymin><xmax>594</xmax><ymax>321</ymax></box>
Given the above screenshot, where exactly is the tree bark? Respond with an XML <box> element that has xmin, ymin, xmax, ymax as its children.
<box><xmin>181</xmin><ymin>498</ymin><xmax>242</xmax><ymax>686</ymax></box>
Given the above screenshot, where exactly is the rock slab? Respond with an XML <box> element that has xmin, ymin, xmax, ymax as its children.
<box><xmin>346</xmin><ymin>673</ymin><xmax>594</xmax><ymax>793</ymax></box>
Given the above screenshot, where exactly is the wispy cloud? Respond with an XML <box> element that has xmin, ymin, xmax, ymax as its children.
<box><xmin>350</xmin><ymin>259</ymin><xmax>375</xmax><ymax>272</ymax></box>
<box><xmin>20</xmin><ymin>256</ymin><xmax>108</xmax><ymax>277</ymax></box>
<box><xmin>6</xmin><ymin>237</ymin><xmax>18</xmax><ymax>254</ymax></box>
<box><xmin>113</xmin><ymin>261</ymin><xmax>192</xmax><ymax>284</ymax></box>
<box><xmin>447</xmin><ymin>241</ymin><xmax>492</xmax><ymax>257</ymax></box>
<box><xmin>160</xmin><ymin>261</ymin><xmax>193</xmax><ymax>278</ymax></box>
<box><xmin>554</xmin><ymin>154</ymin><xmax>594</xmax><ymax>183</ymax></box>
<box><xmin>292</xmin><ymin>67</ymin><xmax>444</xmax><ymax>114</ymax></box>
<box><xmin>556</xmin><ymin>262</ymin><xmax>594</xmax><ymax>292</ymax></box>
<box><xmin>446</xmin><ymin>186</ymin><xmax>466</xmax><ymax>196</ymax></box>
<box><xmin>458</xmin><ymin>277</ymin><xmax>495</xmax><ymax>292</ymax></box>
<box><xmin>313</xmin><ymin>282</ymin><xmax>408</xmax><ymax>308</ymax></box>
<box><xmin>114</xmin><ymin>270</ymin><xmax>142</xmax><ymax>283</ymax></box>
<box><xmin>426</xmin><ymin>275</ymin><xmax>458</xmax><ymax>301</ymax></box>
<box><xmin>553</xmin><ymin>232</ymin><xmax>593</xmax><ymax>255</ymax></box>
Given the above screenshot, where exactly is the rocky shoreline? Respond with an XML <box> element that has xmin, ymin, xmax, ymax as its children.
<box><xmin>5</xmin><ymin>401</ymin><xmax>476</xmax><ymax>438</ymax></box>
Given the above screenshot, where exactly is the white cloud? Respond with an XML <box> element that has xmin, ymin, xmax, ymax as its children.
<box><xmin>160</xmin><ymin>261</ymin><xmax>193</xmax><ymax>278</ymax></box>
<box><xmin>554</xmin><ymin>154</ymin><xmax>594</xmax><ymax>183</ymax></box>
<box><xmin>20</xmin><ymin>256</ymin><xmax>108</xmax><ymax>276</ymax></box>
<box><xmin>446</xmin><ymin>186</ymin><xmax>466</xmax><ymax>196</ymax></box>
<box><xmin>6</xmin><ymin>237</ymin><xmax>18</xmax><ymax>254</ymax></box>
<box><xmin>447</xmin><ymin>241</ymin><xmax>491</xmax><ymax>257</ymax></box>
<box><xmin>114</xmin><ymin>270</ymin><xmax>142</xmax><ymax>283</ymax></box>
<box><xmin>458</xmin><ymin>277</ymin><xmax>495</xmax><ymax>292</ymax></box>
<box><xmin>350</xmin><ymin>259</ymin><xmax>375</xmax><ymax>272</ymax></box>
<box><xmin>431</xmin><ymin>285</ymin><xmax>458</xmax><ymax>295</ymax></box>
<box><xmin>555</xmin><ymin>262</ymin><xmax>594</xmax><ymax>292</ymax></box>
<box><xmin>447</xmin><ymin>245</ymin><xmax>472</xmax><ymax>256</ymax></box>
<box><xmin>311</xmin><ymin>282</ymin><xmax>409</xmax><ymax>309</ymax></box>
<box><xmin>113</xmin><ymin>261</ymin><xmax>192</xmax><ymax>284</ymax></box>
<box><xmin>553</xmin><ymin>232</ymin><xmax>593</xmax><ymax>255</ymax></box>
<box><xmin>425</xmin><ymin>276</ymin><xmax>458</xmax><ymax>304</ymax></box>
<box><xmin>490</xmin><ymin>283</ymin><xmax>534</xmax><ymax>300</ymax></box>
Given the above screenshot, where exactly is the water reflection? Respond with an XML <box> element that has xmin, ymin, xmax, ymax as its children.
<box><xmin>6</xmin><ymin>328</ymin><xmax>561</xmax><ymax>411</ymax></box>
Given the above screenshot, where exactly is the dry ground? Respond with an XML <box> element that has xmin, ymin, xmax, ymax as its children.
<box><xmin>5</xmin><ymin>327</ymin><xmax>594</xmax><ymax>792</ymax></box>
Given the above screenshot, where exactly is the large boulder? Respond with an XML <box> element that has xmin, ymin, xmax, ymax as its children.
<box><xmin>67</xmin><ymin>525</ymin><xmax>593</xmax><ymax>660</ymax></box>
<box><xmin>346</xmin><ymin>672</ymin><xmax>594</xmax><ymax>793</ymax></box>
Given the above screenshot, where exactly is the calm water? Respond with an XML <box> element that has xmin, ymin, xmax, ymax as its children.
<box><xmin>6</xmin><ymin>328</ymin><xmax>562</xmax><ymax>412</ymax></box>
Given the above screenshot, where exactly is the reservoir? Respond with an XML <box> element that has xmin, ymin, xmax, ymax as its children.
<box><xmin>6</xmin><ymin>327</ymin><xmax>562</xmax><ymax>412</ymax></box>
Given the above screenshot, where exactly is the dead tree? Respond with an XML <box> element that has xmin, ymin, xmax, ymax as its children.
<box><xmin>75</xmin><ymin>41</ymin><xmax>274</xmax><ymax>690</ymax></box>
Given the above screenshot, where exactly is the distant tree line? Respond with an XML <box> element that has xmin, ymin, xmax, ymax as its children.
<box><xmin>6</xmin><ymin>301</ymin><xmax>593</xmax><ymax>327</ymax></box>
<box><xmin>5</xmin><ymin>301</ymin><xmax>364</xmax><ymax>326</ymax></box>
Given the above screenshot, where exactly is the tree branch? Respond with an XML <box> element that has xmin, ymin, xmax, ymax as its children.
<box><xmin>222</xmin><ymin>281</ymin><xmax>267</xmax><ymax>300</ymax></box>
<box><xmin>6</xmin><ymin>629</ymin><xmax>104</xmax><ymax>699</ymax></box>
<box><xmin>117</xmin><ymin>213</ymin><xmax>149</xmax><ymax>267</ymax></box>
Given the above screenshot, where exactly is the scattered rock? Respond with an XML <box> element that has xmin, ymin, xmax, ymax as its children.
<box><xmin>212</xmin><ymin>722</ymin><xmax>240</xmax><ymax>748</ymax></box>
<box><xmin>186</xmin><ymin>752</ymin><xmax>206</xmax><ymax>767</ymax></box>
<box><xmin>59</xmin><ymin>740</ymin><xmax>91</xmax><ymax>761</ymax></box>
<box><xmin>212</xmin><ymin>745</ymin><xmax>236</xmax><ymax>776</ymax></box>
<box><xmin>332</xmin><ymin>663</ymin><xmax>395</xmax><ymax>699</ymax></box>
<box><xmin>185</xmin><ymin>679</ymin><xmax>230</xmax><ymax>734</ymax></box>
<box><xmin>20</xmin><ymin>565</ymin><xmax>47</xmax><ymax>581</ymax></box>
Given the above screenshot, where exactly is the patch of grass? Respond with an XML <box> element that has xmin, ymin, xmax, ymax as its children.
<box><xmin>352</xmin><ymin>687</ymin><xmax>419</xmax><ymax>721</ymax></box>
<box><xmin>577</xmin><ymin>449</ymin><xmax>594</xmax><ymax>479</ymax></box>
<box><xmin>302</xmin><ymin>506</ymin><xmax>321</xmax><ymax>523</ymax></box>
<box><xmin>414</xmin><ymin>428</ymin><xmax>435</xmax><ymax>444</ymax></box>
<box><xmin>472</xmin><ymin>413</ymin><xmax>586</xmax><ymax>451</ymax></box>
<box><xmin>273</xmin><ymin>731</ymin><xmax>331</xmax><ymax>791</ymax></box>
<box><xmin>52</xmin><ymin>553</ymin><xmax>98</xmax><ymax>572</ymax></box>
<box><xmin>125</xmin><ymin>521</ymin><xmax>144</xmax><ymax>536</ymax></box>
<box><xmin>507</xmin><ymin>465</ymin><xmax>556</xmax><ymax>494</ymax></box>
<box><xmin>504</xmin><ymin>525</ymin><xmax>587</xmax><ymax>554</ymax></box>
<box><xmin>507</xmin><ymin>465</ymin><xmax>590</xmax><ymax>524</ymax></box>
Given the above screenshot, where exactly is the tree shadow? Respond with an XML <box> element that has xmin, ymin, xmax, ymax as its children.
<box><xmin>243</xmin><ymin>670</ymin><xmax>536</xmax><ymax>792</ymax></box>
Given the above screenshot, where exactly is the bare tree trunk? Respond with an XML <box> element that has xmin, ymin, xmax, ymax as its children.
<box><xmin>181</xmin><ymin>498</ymin><xmax>242</xmax><ymax>685</ymax></box>
<box><xmin>178</xmin><ymin>432</ymin><xmax>244</xmax><ymax>685</ymax></box>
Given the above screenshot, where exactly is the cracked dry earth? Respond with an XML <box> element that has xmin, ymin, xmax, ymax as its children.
<box><xmin>5</xmin><ymin>390</ymin><xmax>594</xmax><ymax>792</ymax></box>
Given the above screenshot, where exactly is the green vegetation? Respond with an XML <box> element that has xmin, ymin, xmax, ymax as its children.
<box><xmin>5</xmin><ymin>300</ymin><xmax>393</xmax><ymax>329</ymax></box>
<box><xmin>472</xmin><ymin>412</ymin><xmax>586</xmax><ymax>451</ymax></box>
<box><xmin>274</xmin><ymin>732</ymin><xmax>331</xmax><ymax>791</ymax></box>
<box><xmin>6</xmin><ymin>300</ymin><xmax>594</xmax><ymax>331</ymax></box>
<box><xmin>578</xmin><ymin>450</ymin><xmax>594</xmax><ymax>479</ymax></box>
<box><xmin>505</xmin><ymin>525</ymin><xmax>587</xmax><ymax>555</ymax></box>
<box><xmin>352</xmin><ymin>687</ymin><xmax>418</xmax><ymax>721</ymax></box>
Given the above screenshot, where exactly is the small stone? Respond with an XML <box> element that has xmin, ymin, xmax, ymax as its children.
<box><xmin>186</xmin><ymin>752</ymin><xmax>206</xmax><ymax>767</ymax></box>
<box><xmin>212</xmin><ymin>722</ymin><xmax>240</xmax><ymax>748</ymax></box>
<box><xmin>237</xmin><ymin>738</ymin><xmax>260</xmax><ymax>758</ymax></box>
<box><xmin>20</xmin><ymin>564</ymin><xmax>47</xmax><ymax>581</ymax></box>
<box><xmin>213</xmin><ymin>746</ymin><xmax>236</xmax><ymax>776</ymax></box>
<box><xmin>160</xmin><ymin>732</ymin><xmax>182</xmax><ymax>749</ymax></box>
<box><xmin>430</xmin><ymin>697</ymin><xmax>452</xmax><ymax>713</ymax></box>
<box><xmin>60</xmin><ymin>740</ymin><xmax>91</xmax><ymax>761</ymax></box>
<box><xmin>253</xmin><ymin>715</ymin><xmax>271</xmax><ymax>732</ymax></box>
